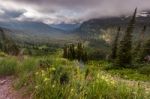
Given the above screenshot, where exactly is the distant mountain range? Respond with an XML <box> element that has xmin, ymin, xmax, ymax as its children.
<box><xmin>0</xmin><ymin>21</ymin><xmax>79</xmax><ymax>44</ymax></box>
<box><xmin>0</xmin><ymin>10</ymin><xmax>150</xmax><ymax>45</ymax></box>
<box><xmin>0</xmin><ymin>21</ymin><xmax>66</xmax><ymax>34</ymax></box>
<box><xmin>78</xmin><ymin>11</ymin><xmax>150</xmax><ymax>40</ymax></box>
<box><xmin>50</xmin><ymin>23</ymin><xmax>81</xmax><ymax>31</ymax></box>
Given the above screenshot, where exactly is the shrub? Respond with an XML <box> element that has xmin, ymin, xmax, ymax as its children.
<box><xmin>60</xmin><ymin>72</ymin><xmax>69</xmax><ymax>85</ymax></box>
<box><xmin>0</xmin><ymin>51</ymin><xmax>7</xmax><ymax>57</ymax></box>
<box><xmin>138</xmin><ymin>64</ymin><xmax>150</xmax><ymax>76</ymax></box>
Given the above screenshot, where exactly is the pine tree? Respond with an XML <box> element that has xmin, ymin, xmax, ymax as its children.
<box><xmin>82</xmin><ymin>51</ymin><xmax>88</xmax><ymax>62</ymax></box>
<box><xmin>63</xmin><ymin>43</ymin><xmax>88</xmax><ymax>63</ymax></box>
<box><xmin>116</xmin><ymin>8</ymin><xmax>137</xmax><ymax>67</ymax></box>
<box><xmin>0</xmin><ymin>27</ymin><xmax>19</xmax><ymax>55</ymax></box>
<box><xmin>71</xmin><ymin>44</ymin><xmax>76</xmax><ymax>59</ymax></box>
<box><xmin>0</xmin><ymin>27</ymin><xmax>6</xmax><ymax>51</ymax></box>
<box><xmin>76</xmin><ymin>43</ymin><xmax>83</xmax><ymax>61</ymax></box>
<box><xmin>63</xmin><ymin>45</ymin><xmax>68</xmax><ymax>58</ymax></box>
<box><xmin>134</xmin><ymin>26</ymin><xmax>147</xmax><ymax>61</ymax></box>
<box><xmin>139</xmin><ymin>39</ymin><xmax>150</xmax><ymax>62</ymax></box>
<box><xmin>110</xmin><ymin>27</ymin><xmax>121</xmax><ymax>60</ymax></box>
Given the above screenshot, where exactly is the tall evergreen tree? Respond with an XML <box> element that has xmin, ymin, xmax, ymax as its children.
<box><xmin>0</xmin><ymin>27</ymin><xmax>19</xmax><ymax>55</ymax></box>
<box><xmin>69</xmin><ymin>44</ymin><xmax>76</xmax><ymax>60</ymax></box>
<box><xmin>76</xmin><ymin>43</ymin><xmax>83</xmax><ymax>61</ymax></box>
<box><xmin>63</xmin><ymin>45</ymin><xmax>68</xmax><ymax>58</ymax></box>
<box><xmin>63</xmin><ymin>43</ymin><xmax>88</xmax><ymax>62</ymax></box>
<box><xmin>139</xmin><ymin>39</ymin><xmax>150</xmax><ymax>62</ymax></box>
<box><xmin>110</xmin><ymin>27</ymin><xmax>121</xmax><ymax>60</ymax></box>
<box><xmin>134</xmin><ymin>25</ymin><xmax>147</xmax><ymax>61</ymax></box>
<box><xmin>116</xmin><ymin>8</ymin><xmax>137</xmax><ymax>67</ymax></box>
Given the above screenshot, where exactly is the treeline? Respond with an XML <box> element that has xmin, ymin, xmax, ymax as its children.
<box><xmin>0</xmin><ymin>28</ymin><xmax>19</xmax><ymax>55</ymax></box>
<box><xmin>110</xmin><ymin>8</ymin><xmax>150</xmax><ymax>68</ymax></box>
<box><xmin>0</xmin><ymin>28</ymin><xmax>61</xmax><ymax>56</ymax></box>
<box><xmin>63</xmin><ymin>43</ymin><xmax>88</xmax><ymax>62</ymax></box>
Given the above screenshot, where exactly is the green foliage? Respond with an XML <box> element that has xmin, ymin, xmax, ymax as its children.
<box><xmin>138</xmin><ymin>64</ymin><xmax>150</xmax><ymax>76</ymax></box>
<box><xmin>134</xmin><ymin>26</ymin><xmax>147</xmax><ymax>62</ymax></box>
<box><xmin>102</xmin><ymin>62</ymin><xmax>150</xmax><ymax>81</ymax></box>
<box><xmin>39</xmin><ymin>59</ymin><xmax>53</xmax><ymax>69</ymax></box>
<box><xmin>0</xmin><ymin>27</ymin><xmax>20</xmax><ymax>55</ymax></box>
<box><xmin>0</xmin><ymin>52</ymin><xmax>150</xmax><ymax>99</ymax></box>
<box><xmin>0</xmin><ymin>51</ymin><xmax>7</xmax><ymax>57</ymax></box>
<box><xmin>110</xmin><ymin>27</ymin><xmax>121</xmax><ymax>60</ymax></box>
<box><xmin>138</xmin><ymin>39</ymin><xmax>150</xmax><ymax>62</ymax></box>
<box><xmin>63</xmin><ymin>45</ymin><xmax>68</xmax><ymax>58</ymax></box>
<box><xmin>116</xmin><ymin>8</ymin><xmax>137</xmax><ymax>67</ymax></box>
<box><xmin>60</xmin><ymin>72</ymin><xmax>69</xmax><ymax>85</ymax></box>
<box><xmin>63</xmin><ymin>43</ymin><xmax>88</xmax><ymax>62</ymax></box>
<box><xmin>33</xmin><ymin>59</ymin><xmax>149</xmax><ymax>99</ymax></box>
<box><xmin>0</xmin><ymin>57</ymin><xmax>17</xmax><ymax>76</ymax></box>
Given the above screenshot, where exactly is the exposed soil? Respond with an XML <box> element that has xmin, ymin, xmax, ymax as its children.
<box><xmin>0</xmin><ymin>76</ymin><xmax>22</xmax><ymax>99</ymax></box>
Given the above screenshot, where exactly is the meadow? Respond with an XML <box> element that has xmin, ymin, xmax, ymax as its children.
<box><xmin>0</xmin><ymin>51</ymin><xmax>150</xmax><ymax>99</ymax></box>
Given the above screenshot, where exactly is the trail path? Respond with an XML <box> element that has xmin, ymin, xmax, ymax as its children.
<box><xmin>0</xmin><ymin>76</ymin><xmax>22</xmax><ymax>99</ymax></box>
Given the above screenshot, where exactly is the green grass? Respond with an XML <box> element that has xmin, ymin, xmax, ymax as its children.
<box><xmin>0</xmin><ymin>52</ymin><xmax>150</xmax><ymax>99</ymax></box>
<box><xmin>0</xmin><ymin>56</ymin><xmax>17</xmax><ymax>76</ymax></box>
<box><xmin>33</xmin><ymin>59</ymin><xmax>150</xmax><ymax>99</ymax></box>
<box><xmin>99</xmin><ymin>61</ymin><xmax>150</xmax><ymax>81</ymax></box>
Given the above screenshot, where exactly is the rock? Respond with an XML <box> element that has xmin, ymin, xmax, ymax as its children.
<box><xmin>0</xmin><ymin>80</ymin><xmax>6</xmax><ymax>85</ymax></box>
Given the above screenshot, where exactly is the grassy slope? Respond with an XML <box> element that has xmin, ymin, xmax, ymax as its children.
<box><xmin>0</xmin><ymin>52</ymin><xmax>150</xmax><ymax>99</ymax></box>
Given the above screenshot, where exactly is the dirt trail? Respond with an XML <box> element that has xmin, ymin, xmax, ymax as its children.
<box><xmin>0</xmin><ymin>76</ymin><xmax>22</xmax><ymax>99</ymax></box>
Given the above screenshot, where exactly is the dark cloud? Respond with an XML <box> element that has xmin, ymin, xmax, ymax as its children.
<box><xmin>3</xmin><ymin>9</ymin><xmax>26</xmax><ymax>18</ymax></box>
<box><xmin>0</xmin><ymin>8</ymin><xmax>26</xmax><ymax>21</ymax></box>
<box><xmin>0</xmin><ymin>0</ymin><xmax>150</xmax><ymax>23</ymax></box>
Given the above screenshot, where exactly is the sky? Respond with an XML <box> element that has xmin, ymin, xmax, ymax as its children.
<box><xmin>0</xmin><ymin>0</ymin><xmax>150</xmax><ymax>24</ymax></box>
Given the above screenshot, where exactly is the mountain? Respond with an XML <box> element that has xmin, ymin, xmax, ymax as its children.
<box><xmin>78</xmin><ymin>10</ymin><xmax>150</xmax><ymax>41</ymax></box>
<box><xmin>50</xmin><ymin>23</ymin><xmax>81</xmax><ymax>31</ymax></box>
<box><xmin>0</xmin><ymin>21</ymin><xmax>80</xmax><ymax>44</ymax></box>
<box><xmin>0</xmin><ymin>21</ymin><xmax>66</xmax><ymax>34</ymax></box>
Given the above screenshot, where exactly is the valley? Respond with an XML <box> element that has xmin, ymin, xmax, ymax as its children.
<box><xmin>0</xmin><ymin>3</ymin><xmax>150</xmax><ymax>99</ymax></box>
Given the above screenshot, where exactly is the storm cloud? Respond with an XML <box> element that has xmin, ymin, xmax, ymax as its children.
<box><xmin>0</xmin><ymin>0</ymin><xmax>150</xmax><ymax>24</ymax></box>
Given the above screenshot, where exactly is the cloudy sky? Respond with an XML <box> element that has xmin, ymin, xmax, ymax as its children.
<box><xmin>0</xmin><ymin>0</ymin><xmax>150</xmax><ymax>24</ymax></box>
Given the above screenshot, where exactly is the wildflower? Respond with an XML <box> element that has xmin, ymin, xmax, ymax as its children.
<box><xmin>41</xmin><ymin>70</ymin><xmax>45</xmax><ymax>76</ymax></box>
<box><xmin>101</xmin><ymin>75</ymin><xmax>105</xmax><ymax>80</ymax></box>
<box><xmin>35</xmin><ymin>72</ymin><xmax>39</xmax><ymax>75</ymax></box>
<box><xmin>71</xmin><ymin>89</ymin><xmax>74</xmax><ymax>92</ymax></box>
<box><xmin>35</xmin><ymin>85</ymin><xmax>39</xmax><ymax>89</ymax></box>
<box><xmin>132</xmin><ymin>91</ymin><xmax>137</xmax><ymax>95</ymax></box>
<box><xmin>52</xmin><ymin>85</ymin><xmax>55</xmax><ymax>88</ymax></box>
<box><xmin>51</xmin><ymin>67</ymin><xmax>56</xmax><ymax>71</ymax></box>
<box><xmin>110</xmin><ymin>80</ymin><xmax>115</xmax><ymax>85</ymax></box>
<box><xmin>44</xmin><ymin>77</ymin><xmax>49</xmax><ymax>82</ymax></box>
<box><xmin>97</xmin><ymin>73</ymin><xmax>100</xmax><ymax>78</ymax></box>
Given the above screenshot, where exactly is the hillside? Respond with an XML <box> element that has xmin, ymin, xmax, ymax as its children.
<box><xmin>0</xmin><ymin>21</ymin><xmax>80</xmax><ymax>45</ymax></box>
<box><xmin>78</xmin><ymin>11</ymin><xmax>150</xmax><ymax>42</ymax></box>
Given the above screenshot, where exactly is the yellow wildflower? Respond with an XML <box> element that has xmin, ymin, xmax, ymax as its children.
<box><xmin>44</xmin><ymin>77</ymin><xmax>49</xmax><ymax>82</ymax></box>
<box><xmin>52</xmin><ymin>85</ymin><xmax>55</xmax><ymax>88</ymax></box>
<box><xmin>51</xmin><ymin>67</ymin><xmax>56</xmax><ymax>71</ymax></box>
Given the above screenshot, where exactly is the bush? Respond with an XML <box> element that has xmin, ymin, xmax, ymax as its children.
<box><xmin>138</xmin><ymin>64</ymin><xmax>150</xmax><ymax>76</ymax></box>
<box><xmin>60</xmin><ymin>72</ymin><xmax>69</xmax><ymax>85</ymax></box>
<box><xmin>0</xmin><ymin>51</ymin><xmax>7</xmax><ymax>57</ymax></box>
<box><xmin>39</xmin><ymin>59</ymin><xmax>52</xmax><ymax>69</ymax></box>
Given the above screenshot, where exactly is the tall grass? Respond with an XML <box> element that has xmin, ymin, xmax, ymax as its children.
<box><xmin>33</xmin><ymin>58</ymin><xmax>150</xmax><ymax>99</ymax></box>
<box><xmin>14</xmin><ymin>57</ymin><xmax>39</xmax><ymax>89</ymax></box>
<box><xmin>0</xmin><ymin>57</ymin><xmax>17</xmax><ymax>76</ymax></box>
<box><xmin>1</xmin><ymin>53</ymin><xmax>150</xmax><ymax>99</ymax></box>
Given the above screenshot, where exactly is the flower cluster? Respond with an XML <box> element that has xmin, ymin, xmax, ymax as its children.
<box><xmin>96</xmin><ymin>72</ymin><xmax>116</xmax><ymax>86</ymax></box>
